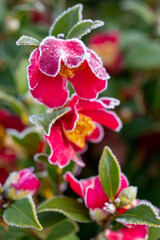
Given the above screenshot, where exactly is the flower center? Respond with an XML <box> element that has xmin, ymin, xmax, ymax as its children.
<box><xmin>59</xmin><ymin>62</ymin><xmax>85</xmax><ymax>79</ymax></box>
<box><xmin>59</xmin><ymin>65</ymin><xmax>75</xmax><ymax>79</ymax></box>
<box><xmin>90</xmin><ymin>42</ymin><xmax>118</xmax><ymax>66</ymax></box>
<box><xmin>63</xmin><ymin>113</ymin><xmax>96</xmax><ymax>148</ymax></box>
<box><xmin>0</xmin><ymin>124</ymin><xmax>6</xmax><ymax>149</ymax></box>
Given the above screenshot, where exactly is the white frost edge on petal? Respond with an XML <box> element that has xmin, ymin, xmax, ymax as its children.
<box><xmin>38</xmin><ymin>36</ymin><xmax>87</xmax><ymax>77</ymax></box>
<box><xmin>99</xmin><ymin>97</ymin><xmax>120</xmax><ymax>109</ymax></box>
<box><xmin>27</xmin><ymin>48</ymin><xmax>39</xmax><ymax>90</ymax></box>
<box><xmin>3</xmin><ymin>196</ymin><xmax>43</xmax><ymax>230</ymax></box>
<box><xmin>88</xmin><ymin>122</ymin><xmax>104</xmax><ymax>144</ymax></box>
<box><xmin>66</xmin><ymin>19</ymin><xmax>104</xmax><ymax>39</ymax></box>
<box><xmin>49</xmin><ymin>4</ymin><xmax>83</xmax><ymax>36</ymax></box>
<box><xmin>86</xmin><ymin>48</ymin><xmax>110</xmax><ymax>81</ymax></box>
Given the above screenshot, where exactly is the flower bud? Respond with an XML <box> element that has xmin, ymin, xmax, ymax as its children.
<box><xmin>116</xmin><ymin>186</ymin><xmax>137</xmax><ymax>207</ymax></box>
<box><xmin>3</xmin><ymin>168</ymin><xmax>40</xmax><ymax>201</ymax></box>
<box><xmin>89</xmin><ymin>208</ymin><xmax>107</xmax><ymax>223</ymax></box>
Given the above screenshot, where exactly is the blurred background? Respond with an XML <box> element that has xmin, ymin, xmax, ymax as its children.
<box><xmin>0</xmin><ymin>0</ymin><xmax>160</xmax><ymax>238</ymax></box>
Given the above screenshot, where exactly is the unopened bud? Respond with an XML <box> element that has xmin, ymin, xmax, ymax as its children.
<box><xmin>89</xmin><ymin>208</ymin><xmax>107</xmax><ymax>223</ymax></box>
<box><xmin>117</xmin><ymin>186</ymin><xmax>137</xmax><ymax>207</ymax></box>
<box><xmin>103</xmin><ymin>202</ymin><xmax>116</xmax><ymax>215</ymax></box>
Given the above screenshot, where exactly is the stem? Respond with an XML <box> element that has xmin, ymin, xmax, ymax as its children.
<box><xmin>56</xmin><ymin>167</ymin><xmax>62</xmax><ymax>195</ymax></box>
<box><xmin>99</xmin><ymin>215</ymin><xmax>112</xmax><ymax>233</ymax></box>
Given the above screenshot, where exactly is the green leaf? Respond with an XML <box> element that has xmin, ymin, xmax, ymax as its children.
<box><xmin>66</xmin><ymin>20</ymin><xmax>104</xmax><ymax>39</ymax></box>
<box><xmin>149</xmin><ymin>227</ymin><xmax>160</xmax><ymax>240</ymax></box>
<box><xmin>125</xmin><ymin>42</ymin><xmax>160</xmax><ymax>69</ymax></box>
<box><xmin>99</xmin><ymin>146</ymin><xmax>120</xmax><ymax>200</ymax></box>
<box><xmin>49</xmin><ymin>4</ymin><xmax>82</xmax><ymax>37</ymax></box>
<box><xmin>15</xmin><ymin>58</ymin><xmax>28</xmax><ymax>94</ymax></box>
<box><xmin>38</xmin><ymin>212</ymin><xmax>66</xmax><ymax>229</ymax></box>
<box><xmin>0</xmin><ymin>226</ymin><xmax>26</xmax><ymax>240</ymax></box>
<box><xmin>37</xmin><ymin>196</ymin><xmax>90</xmax><ymax>222</ymax></box>
<box><xmin>0</xmin><ymin>91</ymin><xmax>28</xmax><ymax>124</ymax></box>
<box><xmin>29</xmin><ymin>107</ymin><xmax>70</xmax><ymax>136</ymax></box>
<box><xmin>3</xmin><ymin>196</ymin><xmax>42</xmax><ymax>230</ymax></box>
<box><xmin>122</xmin><ymin>0</ymin><xmax>156</xmax><ymax>24</ymax></box>
<box><xmin>16</xmin><ymin>35</ymin><xmax>39</xmax><ymax>46</ymax></box>
<box><xmin>47</xmin><ymin>219</ymin><xmax>79</xmax><ymax>240</ymax></box>
<box><xmin>9</xmin><ymin>128</ymin><xmax>41</xmax><ymax>155</ymax></box>
<box><xmin>34</xmin><ymin>153</ymin><xmax>49</xmax><ymax>165</ymax></box>
<box><xmin>116</xmin><ymin>203</ymin><xmax>160</xmax><ymax>228</ymax></box>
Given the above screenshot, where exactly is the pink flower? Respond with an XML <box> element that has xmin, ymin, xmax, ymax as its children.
<box><xmin>88</xmin><ymin>31</ymin><xmax>123</xmax><ymax>74</ymax></box>
<box><xmin>45</xmin><ymin>94</ymin><xmax>122</xmax><ymax>168</ymax></box>
<box><xmin>28</xmin><ymin>36</ymin><xmax>109</xmax><ymax>108</ymax></box>
<box><xmin>105</xmin><ymin>225</ymin><xmax>148</xmax><ymax>240</ymax></box>
<box><xmin>4</xmin><ymin>168</ymin><xmax>40</xmax><ymax>200</ymax></box>
<box><xmin>64</xmin><ymin>171</ymin><xmax>128</xmax><ymax>210</ymax></box>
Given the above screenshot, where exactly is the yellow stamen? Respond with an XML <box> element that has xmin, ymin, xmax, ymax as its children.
<box><xmin>59</xmin><ymin>65</ymin><xmax>75</xmax><ymax>79</ymax></box>
<box><xmin>59</xmin><ymin>63</ymin><xmax>85</xmax><ymax>79</ymax></box>
<box><xmin>63</xmin><ymin>113</ymin><xmax>96</xmax><ymax>148</ymax></box>
<box><xmin>0</xmin><ymin>124</ymin><xmax>6</xmax><ymax>149</ymax></box>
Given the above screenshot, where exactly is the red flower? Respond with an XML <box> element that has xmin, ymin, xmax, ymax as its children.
<box><xmin>105</xmin><ymin>225</ymin><xmax>148</xmax><ymax>240</ymax></box>
<box><xmin>4</xmin><ymin>168</ymin><xmax>40</xmax><ymax>200</ymax></box>
<box><xmin>65</xmin><ymin>172</ymin><xmax>128</xmax><ymax>210</ymax></box>
<box><xmin>0</xmin><ymin>109</ymin><xmax>26</xmax><ymax>170</ymax></box>
<box><xmin>45</xmin><ymin>94</ymin><xmax>122</xmax><ymax>168</ymax></box>
<box><xmin>28</xmin><ymin>36</ymin><xmax>109</xmax><ymax>108</ymax></box>
<box><xmin>88</xmin><ymin>31</ymin><xmax>123</xmax><ymax>74</ymax></box>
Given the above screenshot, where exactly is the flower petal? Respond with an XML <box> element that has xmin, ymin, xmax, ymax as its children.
<box><xmin>105</xmin><ymin>225</ymin><xmax>148</xmax><ymax>240</ymax></box>
<box><xmin>30</xmin><ymin>69</ymin><xmax>69</xmax><ymax>108</ymax></box>
<box><xmin>116</xmin><ymin>173</ymin><xmax>129</xmax><ymax>196</ymax></box>
<box><xmin>87</xmin><ymin>49</ymin><xmax>110</xmax><ymax>80</ymax></box>
<box><xmin>61</xmin><ymin>94</ymin><xmax>79</xmax><ymax>131</ymax></box>
<box><xmin>86</xmin><ymin>122</ymin><xmax>104</xmax><ymax>143</ymax></box>
<box><xmin>68</xmin><ymin>60</ymin><xmax>107</xmax><ymax>99</ymax></box>
<box><xmin>28</xmin><ymin>48</ymin><xmax>41</xmax><ymax>90</ymax></box>
<box><xmin>45</xmin><ymin>122</ymin><xmax>84</xmax><ymax>168</ymax></box>
<box><xmin>64</xmin><ymin>172</ymin><xmax>95</xmax><ymax>199</ymax></box>
<box><xmin>39</xmin><ymin>37</ymin><xmax>86</xmax><ymax>77</ymax></box>
<box><xmin>11</xmin><ymin>168</ymin><xmax>40</xmax><ymax>193</ymax></box>
<box><xmin>85</xmin><ymin>176</ymin><xmax>109</xmax><ymax>209</ymax></box>
<box><xmin>79</xmin><ymin>107</ymin><xmax>122</xmax><ymax>132</ymax></box>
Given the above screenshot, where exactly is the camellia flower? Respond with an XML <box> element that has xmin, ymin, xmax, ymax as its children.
<box><xmin>88</xmin><ymin>31</ymin><xmax>123</xmax><ymax>74</ymax></box>
<box><xmin>45</xmin><ymin>94</ymin><xmax>122</xmax><ymax>168</ymax></box>
<box><xmin>65</xmin><ymin>171</ymin><xmax>129</xmax><ymax>210</ymax></box>
<box><xmin>28</xmin><ymin>36</ymin><xmax>109</xmax><ymax>108</ymax></box>
<box><xmin>3</xmin><ymin>168</ymin><xmax>40</xmax><ymax>200</ymax></box>
<box><xmin>105</xmin><ymin>225</ymin><xmax>148</xmax><ymax>240</ymax></box>
<box><xmin>65</xmin><ymin>167</ymin><xmax>148</xmax><ymax>240</ymax></box>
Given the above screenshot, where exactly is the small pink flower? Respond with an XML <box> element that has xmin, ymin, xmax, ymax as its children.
<box><xmin>45</xmin><ymin>94</ymin><xmax>122</xmax><ymax>168</ymax></box>
<box><xmin>105</xmin><ymin>225</ymin><xmax>148</xmax><ymax>240</ymax></box>
<box><xmin>65</xmin><ymin>172</ymin><xmax>128</xmax><ymax>210</ymax></box>
<box><xmin>4</xmin><ymin>168</ymin><xmax>40</xmax><ymax>200</ymax></box>
<box><xmin>28</xmin><ymin>36</ymin><xmax>109</xmax><ymax>108</ymax></box>
<box><xmin>88</xmin><ymin>31</ymin><xmax>123</xmax><ymax>74</ymax></box>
